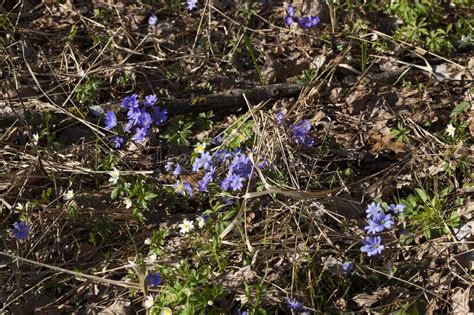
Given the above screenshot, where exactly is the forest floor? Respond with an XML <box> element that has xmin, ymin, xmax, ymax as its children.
<box><xmin>0</xmin><ymin>1</ymin><xmax>473</xmax><ymax>314</ymax></box>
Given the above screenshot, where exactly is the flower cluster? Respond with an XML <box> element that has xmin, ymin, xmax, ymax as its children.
<box><xmin>284</xmin><ymin>5</ymin><xmax>320</xmax><ymax>29</ymax></box>
<box><xmin>166</xmin><ymin>144</ymin><xmax>255</xmax><ymax>197</ymax></box>
<box><xmin>103</xmin><ymin>94</ymin><xmax>168</xmax><ymax>149</ymax></box>
<box><xmin>360</xmin><ymin>202</ymin><xmax>405</xmax><ymax>257</ymax></box>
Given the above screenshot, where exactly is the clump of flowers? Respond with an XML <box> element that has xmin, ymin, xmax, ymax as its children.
<box><xmin>103</xmin><ymin>94</ymin><xmax>168</xmax><ymax>149</ymax></box>
<box><xmin>360</xmin><ymin>201</ymin><xmax>405</xmax><ymax>257</ymax></box>
<box><xmin>284</xmin><ymin>4</ymin><xmax>320</xmax><ymax>29</ymax></box>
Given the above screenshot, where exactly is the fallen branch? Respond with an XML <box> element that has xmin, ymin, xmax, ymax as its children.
<box><xmin>0</xmin><ymin>83</ymin><xmax>303</xmax><ymax>129</ymax></box>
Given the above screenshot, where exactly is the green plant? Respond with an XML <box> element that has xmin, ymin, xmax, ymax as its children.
<box><xmin>399</xmin><ymin>187</ymin><xmax>460</xmax><ymax>239</ymax></box>
<box><xmin>296</xmin><ymin>68</ymin><xmax>318</xmax><ymax>86</ymax></box>
<box><xmin>75</xmin><ymin>77</ymin><xmax>103</xmax><ymax>103</ymax></box>
<box><xmin>391</xmin><ymin>122</ymin><xmax>410</xmax><ymax>143</ymax></box>
<box><xmin>162</xmin><ymin>116</ymin><xmax>194</xmax><ymax>146</ymax></box>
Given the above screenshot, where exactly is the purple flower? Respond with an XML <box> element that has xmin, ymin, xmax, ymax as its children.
<box><xmin>144</xmin><ymin>94</ymin><xmax>157</xmax><ymax>106</ymax></box>
<box><xmin>121</xmin><ymin>94</ymin><xmax>139</xmax><ymax>109</ymax></box>
<box><xmin>132</xmin><ymin>127</ymin><xmax>148</xmax><ymax>143</ymax></box>
<box><xmin>284</xmin><ymin>5</ymin><xmax>296</xmax><ymax>26</ymax></box>
<box><xmin>213</xmin><ymin>149</ymin><xmax>231</xmax><ymax>163</ymax></box>
<box><xmin>342</xmin><ymin>261</ymin><xmax>354</xmax><ymax>273</ymax></box>
<box><xmin>127</xmin><ymin>107</ymin><xmax>141</xmax><ymax>124</ymax></box>
<box><xmin>145</xmin><ymin>271</ymin><xmax>162</xmax><ymax>287</ymax></box>
<box><xmin>192</xmin><ymin>152</ymin><xmax>213</xmax><ymax>172</ymax></box>
<box><xmin>173</xmin><ymin>163</ymin><xmax>182</xmax><ymax>177</ymax></box>
<box><xmin>361</xmin><ymin>236</ymin><xmax>384</xmax><ymax>257</ymax></box>
<box><xmin>287</xmin><ymin>298</ymin><xmax>303</xmax><ymax>310</ymax></box>
<box><xmin>229</xmin><ymin>174</ymin><xmax>245</xmax><ymax>191</ymax></box>
<box><xmin>198</xmin><ymin>171</ymin><xmax>214</xmax><ymax>192</ymax></box>
<box><xmin>310</xmin><ymin>15</ymin><xmax>320</xmax><ymax>27</ymax></box>
<box><xmin>152</xmin><ymin>106</ymin><xmax>168</xmax><ymax>125</ymax></box>
<box><xmin>12</xmin><ymin>221</ymin><xmax>29</xmax><ymax>239</ymax></box>
<box><xmin>229</xmin><ymin>153</ymin><xmax>253</xmax><ymax>178</ymax></box>
<box><xmin>148</xmin><ymin>14</ymin><xmax>158</xmax><ymax>27</ymax></box>
<box><xmin>299</xmin><ymin>16</ymin><xmax>313</xmax><ymax>29</ymax></box>
<box><xmin>365</xmin><ymin>212</ymin><xmax>394</xmax><ymax>234</ymax></box>
<box><xmin>364</xmin><ymin>219</ymin><xmax>384</xmax><ymax>234</ymax></box>
<box><xmin>276</xmin><ymin>111</ymin><xmax>285</xmax><ymax>124</ymax></box>
<box><xmin>104</xmin><ymin>111</ymin><xmax>117</xmax><ymax>130</ymax></box>
<box><xmin>111</xmin><ymin>136</ymin><xmax>124</xmax><ymax>149</ymax></box>
<box><xmin>291</xmin><ymin>119</ymin><xmax>314</xmax><ymax>146</ymax></box>
<box><xmin>211</xmin><ymin>135</ymin><xmax>224</xmax><ymax>145</ymax></box>
<box><xmin>237</xmin><ymin>309</ymin><xmax>248</xmax><ymax>315</ymax></box>
<box><xmin>220</xmin><ymin>176</ymin><xmax>231</xmax><ymax>191</ymax></box>
<box><xmin>388</xmin><ymin>203</ymin><xmax>406</xmax><ymax>214</ymax></box>
<box><xmin>365</xmin><ymin>202</ymin><xmax>382</xmax><ymax>218</ymax></box>
<box><xmin>123</xmin><ymin>120</ymin><xmax>134</xmax><ymax>133</ymax></box>
<box><xmin>138</xmin><ymin>110</ymin><xmax>153</xmax><ymax>129</ymax></box>
<box><xmin>187</xmin><ymin>0</ymin><xmax>197</xmax><ymax>10</ymax></box>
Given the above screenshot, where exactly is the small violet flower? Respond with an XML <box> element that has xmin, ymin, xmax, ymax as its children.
<box><xmin>187</xmin><ymin>0</ymin><xmax>197</xmax><ymax>11</ymax></box>
<box><xmin>361</xmin><ymin>236</ymin><xmax>384</xmax><ymax>257</ymax></box>
<box><xmin>388</xmin><ymin>203</ymin><xmax>406</xmax><ymax>214</ymax></box>
<box><xmin>148</xmin><ymin>14</ymin><xmax>158</xmax><ymax>27</ymax></box>
<box><xmin>342</xmin><ymin>261</ymin><xmax>354</xmax><ymax>273</ymax></box>
<box><xmin>152</xmin><ymin>107</ymin><xmax>168</xmax><ymax>125</ymax></box>
<box><xmin>111</xmin><ymin>136</ymin><xmax>124</xmax><ymax>149</ymax></box>
<box><xmin>121</xmin><ymin>94</ymin><xmax>139</xmax><ymax>109</ymax></box>
<box><xmin>284</xmin><ymin>5</ymin><xmax>296</xmax><ymax>26</ymax></box>
<box><xmin>104</xmin><ymin>111</ymin><xmax>117</xmax><ymax>130</ymax></box>
<box><xmin>132</xmin><ymin>127</ymin><xmax>148</xmax><ymax>143</ymax></box>
<box><xmin>12</xmin><ymin>221</ymin><xmax>30</xmax><ymax>239</ymax></box>
<box><xmin>276</xmin><ymin>111</ymin><xmax>285</xmax><ymax>124</ymax></box>
<box><xmin>172</xmin><ymin>163</ymin><xmax>182</xmax><ymax>177</ymax></box>
<box><xmin>365</xmin><ymin>202</ymin><xmax>382</xmax><ymax>218</ymax></box>
<box><xmin>145</xmin><ymin>271</ymin><xmax>162</xmax><ymax>287</ymax></box>
<box><xmin>287</xmin><ymin>298</ymin><xmax>303</xmax><ymax>310</ymax></box>
<box><xmin>291</xmin><ymin>119</ymin><xmax>314</xmax><ymax>146</ymax></box>
<box><xmin>144</xmin><ymin>94</ymin><xmax>157</xmax><ymax>106</ymax></box>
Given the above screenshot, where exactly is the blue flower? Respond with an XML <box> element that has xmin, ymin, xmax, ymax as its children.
<box><xmin>152</xmin><ymin>107</ymin><xmax>168</xmax><ymax>125</ymax></box>
<box><xmin>198</xmin><ymin>171</ymin><xmax>214</xmax><ymax>192</ymax></box>
<box><xmin>127</xmin><ymin>107</ymin><xmax>141</xmax><ymax>124</ymax></box>
<box><xmin>148</xmin><ymin>14</ymin><xmax>158</xmax><ymax>27</ymax></box>
<box><xmin>291</xmin><ymin>119</ymin><xmax>314</xmax><ymax>146</ymax></box>
<box><xmin>187</xmin><ymin>0</ymin><xmax>197</xmax><ymax>10</ymax></box>
<box><xmin>173</xmin><ymin>163</ymin><xmax>182</xmax><ymax>177</ymax></box>
<box><xmin>229</xmin><ymin>153</ymin><xmax>252</xmax><ymax>178</ymax></box>
<box><xmin>111</xmin><ymin>136</ymin><xmax>124</xmax><ymax>149</ymax></box>
<box><xmin>144</xmin><ymin>94</ymin><xmax>157</xmax><ymax>106</ymax></box>
<box><xmin>211</xmin><ymin>135</ymin><xmax>224</xmax><ymax>145</ymax></box>
<box><xmin>299</xmin><ymin>16</ymin><xmax>313</xmax><ymax>29</ymax></box>
<box><xmin>361</xmin><ymin>236</ymin><xmax>384</xmax><ymax>257</ymax></box>
<box><xmin>388</xmin><ymin>203</ymin><xmax>406</xmax><ymax>214</ymax></box>
<box><xmin>12</xmin><ymin>221</ymin><xmax>29</xmax><ymax>239</ymax></box>
<box><xmin>310</xmin><ymin>16</ymin><xmax>320</xmax><ymax>27</ymax></box>
<box><xmin>121</xmin><ymin>94</ymin><xmax>139</xmax><ymax>109</ymax></box>
<box><xmin>213</xmin><ymin>149</ymin><xmax>231</xmax><ymax>163</ymax></box>
<box><xmin>145</xmin><ymin>271</ymin><xmax>162</xmax><ymax>287</ymax></box>
<box><xmin>192</xmin><ymin>152</ymin><xmax>213</xmax><ymax>172</ymax></box>
<box><xmin>287</xmin><ymin>298</ymin><xmax>303</xmax><ymax>310</ymax></box>
<box><xmin>342</xmin><ymin>261</ymin><xmax>354</xmax><ymax>273</ymax></box>
<box><xmin>237</xmin><ymin>309</ymin><xmax>249</xmax><ymax>315</ymax></box>
<box><xmin>138</xmin><ymin>110</ymin><xmax>153</xmax><ymax>129</ymax></box>
<box><xmin>123</xmin><ymin>120</ymin><xmax>134</xmax><ymax>133</ymax></box>
<box><xmin>229</xmin><ymin>174</ymin><xmax>245</xmax><ymax>191</ymax></box>
<box><xmin>132</xmin><ymin>127</ymin><xmax>148</xmax><ymax>143</ymax></box>
<box><xmin>365</xmin><ymin>202</ymin><xmax>382</xmax><ymax>218</ymax></box>
<box><xmin>276</xmin><ymin>111</ymin><xmax>285</xmax><ymax>124</ymax></box>
<box><xmin>284</xmin><ymin>5</ymin><xmax>296</xmax><ymax>26</ymax></box>
<box><xmin>104</xmin><ymin>111</ymin><xmax>117</xmax><ymax>130</ymax></box>
<box><xmin>364</xmin><ymin>212</ymin><xmax>394</xmax><ymax>234</ymax></box>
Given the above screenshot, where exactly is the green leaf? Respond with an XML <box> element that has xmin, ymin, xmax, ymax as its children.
<box><xmin>414</xmin><ymin>188</ymin><xmax>429</xmax><ymax>203</ymax></box>
<box><xmin>450</xmin><ymin>101</ymin><xmax>470</xmax><ymax>118</ymax></box>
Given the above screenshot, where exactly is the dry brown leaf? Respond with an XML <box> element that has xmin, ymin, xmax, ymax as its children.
<box><xmin>451</xmin><ymin>287</ymin><xmax>471</xmax><ymax>315</ymax></box>
<box><xmin>353</xmin><ymin>287</ymin><xmax>390</xmax><ymax>308</ymax></box>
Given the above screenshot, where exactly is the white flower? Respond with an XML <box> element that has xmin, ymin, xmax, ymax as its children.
<box><xmin>196</xmin><ymin>216</ymin><xmax>205</xmax><ymax>229</ymax></box>
<box><xmin>145</xmin><ymin>253</ymin><xmax>157</xmax><ymax>264</ymax></box>
<box><xmin>63</xmin><ymin>189</ymin><xmax>74</xmax><ymax>201</ymax></box>
<box><xmin>194</xmin><ymin>142</ymin><xmax>206</xmax><ymax>154</ymax></box>
<box><xmin>14</xmin><ymin>203</ymin><xmax>24</xmax><ymax>211</ymax></box>
<box><xmin>160</xmin><ymin>307</ymin><xmax>173</xmax><ymax>315</ymax></box>
<box><xmin>123</xmin><ymin>197</ymin><xmax>132</xmax><ymax>209</ymax></box>
<box><xmin>446</xmin><ymin>124</ymin><xmax>456</xmax><ymax>138</ymax></box>
<box><xmin>144</xmin><ymin>238</ymin><xmax>152</xmax><ymax>245</ymax></box>
<box><xmin>32</xmin><ymin>133</ymin><xmax>39</xmax><ymax>145</ymax></box>
<box><xmin>108</xmin><ymin>167</ymin><xmax>120</xmax><ymax>185</ymax></box>
<box><xmin>178</xmin><ymin>219</ymin><xmax>194</xmax><ymax>235</ymax></box>
<box><xmin>144</xmin><ymin>294</ymin><xmax>154</xmax><ymax>309</ymax></box>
